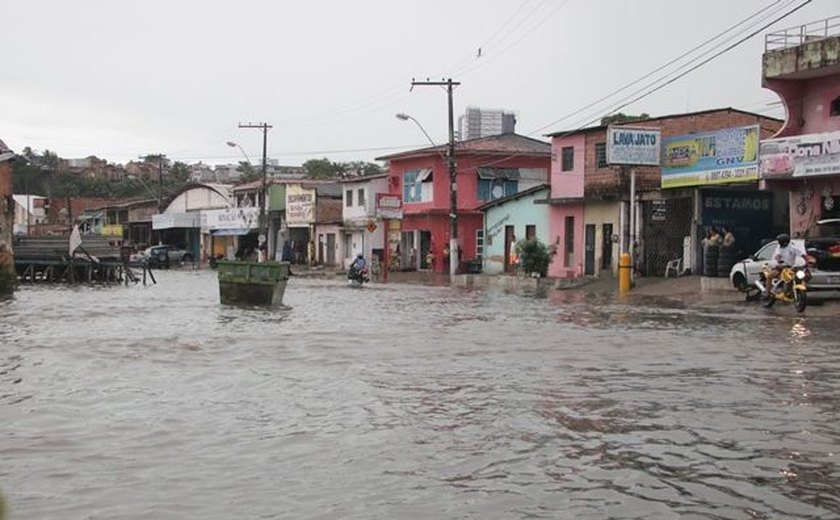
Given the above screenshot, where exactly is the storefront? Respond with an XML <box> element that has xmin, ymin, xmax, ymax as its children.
<box><xmin>201</xmin><ymin>207</ymin><xmax>259</xmax><ymax>261</ymax></box>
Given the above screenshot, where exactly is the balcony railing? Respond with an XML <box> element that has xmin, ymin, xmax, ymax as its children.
<box><xmin>765</xmin><ymin>15</ymin><xmax>840</xmax><ymax>51</ymax></box>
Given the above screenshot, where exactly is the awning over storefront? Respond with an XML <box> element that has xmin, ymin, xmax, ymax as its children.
<box><xmin>211</xmin><ymin>228</ymin><xmax>252</xmax><ymax>236</ymax></box>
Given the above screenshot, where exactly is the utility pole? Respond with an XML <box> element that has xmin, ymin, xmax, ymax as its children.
<box><xmin>410</xmin><ymin>78</ymin><xmax>460</xmax><ymax>282</ymax></box>
<box><xmin>140</xmin><ymin>154</ymin><xmax>167</xmax><ymax>213</ymax></box>
<box><xmin>238</xmin><ymin>122</ymin><xmax>272</xmax><ymax>260</ymax></box>
<box><xmin>158</xmin><ymin>154</ymin><xmax>164</xmax><ymax>214</ymax></box>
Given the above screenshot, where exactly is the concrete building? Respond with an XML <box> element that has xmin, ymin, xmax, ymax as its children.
<box><xmin>478</xmin><ymin>185</ymin><xmax>550</xmax><ymax>275</ymax></box>
<box><xmin>759</xmin><ymin>16</ymin><xmax>840</xmax><ymax>237</ymax></box>
<box><xmin>544</xmin><ymin>108</ymin><xmax>783</xmax><ymax>280</ymax></box>
<box><xmin>377</xmin><ymin>133</ymin><xmax>550</xmax><ymax>274</ymax></box>
<box><xmin>458</xmin><ymin>107</ymin><xmax>517</xmax><ymax>141</ymax></box>
<box><xmin>341</xmin><ymin>173</ymin><xmax>389</xmax><ymax>270</ymax></box>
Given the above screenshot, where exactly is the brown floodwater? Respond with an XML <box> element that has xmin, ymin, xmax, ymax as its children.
<box><xmin>1</xmin><ymin>270</ymin><xmax>839</xmax><ymax>519</ymax></box>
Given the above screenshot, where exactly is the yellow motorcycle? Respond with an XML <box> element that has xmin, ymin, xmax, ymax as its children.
<box><xmin>757</xmin><ymin>264</ymin><xmax>809</xmax><ymax>312</ymax></box>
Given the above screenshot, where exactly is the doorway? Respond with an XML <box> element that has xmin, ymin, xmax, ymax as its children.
<box><xmin>584</xmin><ymin>224</ymin><xmax>596</xmax><ymax>275</ymax></box>
<box><xmin>602</xmin><ymin>223</ymin><xmax>613</xmax><ymax>271</ymax></box>
<box><xmin>419</xmin><ymin>230</ymin><xmax>432</xmax><ymax>270</ymax></box>
<box><xmin>325</xmin><ymin>233</ymin><xmax>336</xmax><ymax>265</ymax></box>
<box><xmin>504</xmin><ymin>225</ymin><xmax>516</xmax><ymax>273</ymax></box>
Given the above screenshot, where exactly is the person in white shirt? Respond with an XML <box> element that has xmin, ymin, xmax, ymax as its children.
<box><xmin>765</xmin><ymin>233</ymin><xmax>808</xmax><ymax>296</ymax></box>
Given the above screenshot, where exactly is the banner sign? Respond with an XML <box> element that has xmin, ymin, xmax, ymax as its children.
<box><xmin>375</xmin><ymin>193</ymin><xmax>403</xmax><ymax>219</ymax></box>
<box><xmin>661</xmin><ymin>125</ymin><xmax>759</xmax><ymax>188</ymax></box>
<box><xmin>201</xmin><ymin>207</ymin><xmax>259</xmax><ymax>230</ymax></box>
<box><xmin>286</xmin><ymin>185</ymin><xmax>316</xmax><ymax>227</ymax></box>
<box><xmin>759</xmin><ymin>130</ymin><xmax>840</xmax><ymax>179</ymax></box>
<box><xmin>607</xmin><ymin>126</ymin><xmax>661</xmax><ymax>166</ymax></box>
<box><xmin>152</xmin><ymin>212</ymin><xmax>200</xmax><ymax>230</ymax></box>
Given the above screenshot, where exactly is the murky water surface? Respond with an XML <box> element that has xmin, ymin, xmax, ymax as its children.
<box><xmin>2</xmin><ymin>270</ymin><xmax>839</xmax><ymax>519</ymax></box>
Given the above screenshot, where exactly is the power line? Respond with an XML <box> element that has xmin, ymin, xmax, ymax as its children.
<box><xmin>526</xmin><ymin>0</ymin><xmax>795</xmax><ymax>136</ymax></box>
<box><xmin>457</xmin><ymin>1</ymin><xmax>810</xmax><ymax>173</ymax></box>
<box><xmin>567</xmin><ymin>0</ymin><xmax>812</xmax><ymax>134</ymax></box>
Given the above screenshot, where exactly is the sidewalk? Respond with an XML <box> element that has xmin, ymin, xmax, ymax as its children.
<box><xmin>288</xmin><ymin>264</ymin><xmax>837</xmax><ymax>310</ymax></box>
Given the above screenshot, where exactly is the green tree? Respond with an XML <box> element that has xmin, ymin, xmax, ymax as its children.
<box><xmin>515</xmin><ymin>238</ymin><xmax>554</xmax><ymax>277</ymax></box>
<box><xmin>303</xmin><ymin>157</ymin><xmax>342</xmax><ymax>179</ymax></box>
<box><xmin>235</xmin><ymin>161</ymin><xmax>261</xmax><ymax>184</ymax></box>
<box><xmin>341</xmin><ymin>160</ymin><xmax>384</xmax><ymax>177</ymax></box>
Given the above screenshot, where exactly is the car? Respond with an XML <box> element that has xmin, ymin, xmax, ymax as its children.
<box><xmin>136</xmin><ymin>245</ymin><xmax>194</xmax><ymax>267</ymax></box>
<box><xmin>730</xmin><ymin>238</ymin><xmax>840</xmax><ymax>292</ymax></box>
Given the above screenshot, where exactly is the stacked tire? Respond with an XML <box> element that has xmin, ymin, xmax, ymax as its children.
<box><xmin>716</xmin><ymin>246</ymin><xmax>735</xmax><ymax>278</ymax></box>
<box><xmin>703</xmin><ymin>244</ymin><xmax>718</xmax><ymax>277</ymax></box>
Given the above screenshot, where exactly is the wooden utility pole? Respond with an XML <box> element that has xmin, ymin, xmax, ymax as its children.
<box><xmin>238</xmin><ymin>122</ymin><xmax>273</xmax><ymax>259</ymax></box>
<box><xmin>410</xmin><ymin>78</ymin><xmax>460</xmax><ymax>281</ymax></box>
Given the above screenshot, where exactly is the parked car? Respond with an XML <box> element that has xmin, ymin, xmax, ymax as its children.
<box><xmin>135</xmin><ymin>245</ymin><xmax>194</xmax><ymax>267</ymax></box>
<box><xmin>730</xmin><ymin>238</ymin><xmax>840</xmax><ymax>292</ymax></box>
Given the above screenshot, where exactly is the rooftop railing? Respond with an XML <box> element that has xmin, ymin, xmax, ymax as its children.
<box><xmin>765</xmin><ymin>15</ymin><xmax>840</xmax><ymax>51</ymax></box>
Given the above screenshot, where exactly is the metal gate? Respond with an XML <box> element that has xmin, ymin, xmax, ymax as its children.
<box><xmin>641</xmin><ymin>198</ymin><xmax>692</xmax><ymax>277</ymax></box>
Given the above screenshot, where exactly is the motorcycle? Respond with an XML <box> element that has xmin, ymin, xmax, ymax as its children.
<box><xmin>347</xmin><ymin>265</ymin><xmax>370</xmax><ymax>286</ymax></box>
<box><xmin>755</xmin><ymin>264</ymin><xmax>809</xmax><ymax>312</ymax></box>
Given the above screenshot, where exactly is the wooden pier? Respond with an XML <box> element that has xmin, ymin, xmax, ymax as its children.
<box><xmin>13</xmin><ymin>235</ymin><xmax>156</xmax><ymax>286</ymax></box>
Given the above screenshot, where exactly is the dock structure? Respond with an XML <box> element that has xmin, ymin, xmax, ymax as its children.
<box><xmin>13</xmin><ymin>235</ymin><xmax>156</xmax><ymax>286</ymax></box>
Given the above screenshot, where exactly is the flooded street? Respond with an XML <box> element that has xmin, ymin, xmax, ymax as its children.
<box><xmin>2</xmin><ymin>270</ymin><xmax>839</xmax><ymax>519</ymax></box>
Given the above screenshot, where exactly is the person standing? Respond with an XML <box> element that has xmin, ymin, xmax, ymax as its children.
<box><xmin>722</xmin><ymin>226</ymin><xmax>735</xmax><ymax>248</ymax></box>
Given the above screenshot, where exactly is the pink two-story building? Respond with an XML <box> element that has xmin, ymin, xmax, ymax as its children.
<box><xmin>377</xmin><ymin>134</ymin><xmax>550</xmax><ymax>274</ymax></box>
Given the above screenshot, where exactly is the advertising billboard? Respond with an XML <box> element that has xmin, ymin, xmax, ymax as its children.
<box><xmin>202</xmin><ymin>207</ymin><xmax>259</xmax><ymax>231</ymax></box>
<box><xmin>661</xmin><ymin>125</ymin><xmax>759</xmax><ymax>188</ymax></box>
<box><xmin>286</xmin><ymin>185</ymin><xmax>316</xmax><ymax>227</ymax></box>
<box><xmin>759</xmin><ymin>130</ymin><xmax>840</xmax><ymax>179</ymax></box>
<box><xmin>607</xmin><ymin>126</ymin><xmax>661</xmax><ymax>166</ymax></box>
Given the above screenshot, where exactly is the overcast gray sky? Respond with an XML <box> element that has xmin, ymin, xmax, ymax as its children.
<box><xmin>1</xmin><ymin>0</ymin><xmax>836</xmax><ymax>167</ymax></box>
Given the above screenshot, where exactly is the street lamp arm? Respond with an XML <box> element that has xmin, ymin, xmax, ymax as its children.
<box><xmin>226</xmin><ymin>141</ymin><xmax>252</xmax><ymax>165</ymax></box>
<box><xmin>396</xmin><ymin>113</ymin><xmax>448</xmax><ymax>163</ymax></box>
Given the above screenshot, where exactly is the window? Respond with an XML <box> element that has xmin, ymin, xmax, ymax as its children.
<box><xmin>476</xmin><ymin>167</ymin><xmax>519</xmax><ymax>201</ymax></box>
<box><xmin>357</xmin><ymin>188</ymin><xmax>366</xmax><ymax>207</ymax></box>
<box><xmin>561</xmin><ymin>146</ymin><xmax>574</xmax><ymax>171</ymax></box>
<box><xmin>526</xmin><ymin>225</ymin><xmax>536</xmax><ymax>241</ymax></box>
<box><xmin>345</xmin><ymin>189</ymin><xmax>353</xmax><ymax>207</ymax></box>
<box><xmin>476</xmin><ymin>229</ymin><xmax>484</xmax><ymax>260</ymax></box>
<box><xmin>595</xmin><ymin>142</ymin><xmax>608</xmax><ymax>168</ymax></box>
<box><xmin>564</xmin><ymin>216</ymin><xmax>575</xmax><ymax>267</ymax></box>
<box><xmin>403</xmin><ymin>168</ymin><xmax>434</xmax><ymax>203</ymax></box>
<box><xmin>831</xmin><ymin>96</ymin><xmax>840</xmax><ymax>117</ymax></box>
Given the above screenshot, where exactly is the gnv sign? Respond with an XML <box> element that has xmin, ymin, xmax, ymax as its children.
<box><xmin>607</xmin><ymin>126</ymin><xmax>661</xmax><ymax>166</ymax></box>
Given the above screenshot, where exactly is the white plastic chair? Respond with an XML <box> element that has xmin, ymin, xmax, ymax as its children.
<box><xmin>665</xmin><ymin>258</ymin><xmax>682</xmax><ymax>278</ymax></box>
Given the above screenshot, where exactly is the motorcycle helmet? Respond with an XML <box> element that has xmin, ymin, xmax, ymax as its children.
<box><xmin>776</xmin><ymin>233</ymin><xmax>790</xmax><ymax>247</ymax></box>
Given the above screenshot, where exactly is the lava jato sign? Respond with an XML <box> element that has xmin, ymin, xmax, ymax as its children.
<box><xmin>607</xmin><ymin>126</ymin><xmax>661</xmax><ymax>166</ymax></box>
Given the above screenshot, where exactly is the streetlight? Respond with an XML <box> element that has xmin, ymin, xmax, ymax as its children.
<box><xmin>396</xmin><ymin>111</ymin><xmax>458</xmax><ymax>282</ymax></box>
<box><xmin>226</xmin><ymin>140</ymin><xmax>252</xmax><ymax>166</ymax></box>
<box><xmin>396</xmin><ymin>113</ymin><xmax>439</xmax><ymax>148</ymax></box>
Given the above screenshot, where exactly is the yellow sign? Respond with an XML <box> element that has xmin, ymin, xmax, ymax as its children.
<box><xmin>100</xmin><ymin>224</ymin><xmax>124</xmax><ymax>237</ymax></box>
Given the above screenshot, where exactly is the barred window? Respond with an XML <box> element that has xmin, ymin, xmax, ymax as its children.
<box><xmin>595</xmin><ymin>142</ymin><xmax>608</xmax><ymax>168</ymax></box>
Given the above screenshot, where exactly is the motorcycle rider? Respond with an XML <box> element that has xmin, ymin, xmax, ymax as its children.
<box><xmin>348</xmin><ymin>253</ymin><xmax>367</xmax><ymax>280</ymax></box>
<box><xmin>764</xmin><ymin>233</ymin><xmax>808</xmax><ymax>297</ymax></box>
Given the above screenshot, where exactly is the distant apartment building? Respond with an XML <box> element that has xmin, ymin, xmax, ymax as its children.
<box><xmin>458</xmin><ymin>107</ymin><xmax>517</xmax><ymax>141</ymax></box>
